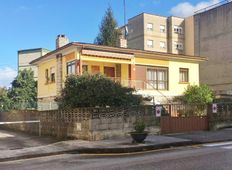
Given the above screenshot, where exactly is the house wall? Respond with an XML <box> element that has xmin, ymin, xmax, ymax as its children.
<box><xmin>194</xmin><ymin>2</ymin><xmax>232</xmax><ymax>94</ymax></box>
<box><xmin>185</xmin><ymin>16</ymin><xmax>195</xmax><ymax>56</ymax></box>
<box><xmin>37</xmin><ymin>58</ymin><xmax>57</xmax><ymax>98</ymax></box>
<box><xmin>134</xmin><ymin>58</ymin><xmax>199</xmax><ymax>103</ymax></box>
<box><xmin>167</xmin><ymin>16</ymin><xmax>185</xmax><ymax>54</ymax></box>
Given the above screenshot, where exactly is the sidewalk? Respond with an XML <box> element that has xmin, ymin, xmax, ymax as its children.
<box><xmin>1</xmin><ymin>128</ymin><xmax>232</xmax><ymax>162</ymax></box>
<box><xmin>0</xmin><ymin>135</ymin><xmax>191</xmax><ymax>162</ymax></box>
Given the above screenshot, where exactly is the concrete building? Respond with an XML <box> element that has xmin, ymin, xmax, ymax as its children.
<box><xmin>122</xmin><ymin>13</ymin><xmax>185</xmax><ymax>55</ymax></box>
<box><xmin>18</xmin><ymin>48</ymin><xmax>50</xmax><ymax>80</ymax></box>
<box><xmin>193</xmin><ymin>1</ymin><xmax>232</xmax><ymax>96</ymax></box>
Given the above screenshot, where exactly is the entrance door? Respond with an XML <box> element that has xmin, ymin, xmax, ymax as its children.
<box><xmin>104</xmin><ymin>67</ymin><xmax>115</xmax><ymax>78</ymax></box>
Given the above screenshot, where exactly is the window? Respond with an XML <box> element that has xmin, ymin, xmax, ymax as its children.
<box><xmin>146</xmin><ymin>67</ymin><xmax>168</xmax><ymax>90</ymax></box>
<box><xmin>147</xmin><ymin>40</ymin><xmax>153</xmax><ymax>48</ymax></box>
<box><xmin>67</xmin><ymin>61</ymin><xmax>76</xmax><ymax>75</ymax></box>
<box><xmin>160</xmin><ymin>25</ymin><xmax>165</xmax><ymax>33</ymax></box>
<box><xmin>82</xmin><ymin>65</ymin><xmax>88</xmax><ymax>73</ymax></box>
<box><xmin>174</xmin><ymin>42</ymin><xmax>184</xmax><ymax>50</ymax></box>
<box><xmin>50</xmin><ymin>67</ymin><xmax>55</xmax><ymax>83</ymax></box>
<box><xmin>147</xmin><ymin>23</ymin><xmax>153</xmax><ymax>31</ymax></box>
<box><xmin>45</xmin><ymin>69</ymin><xmax>49</xmax><ymax>84</ymax></box>
<box><xmin>174</xmin><ymin>26</ymin><xmax>183</xmax><ymax>34</ymax></box>
<box><xmin>160</xmin><ymin>41</ymin><xmax>166</xmax><ymax>49</ymax></box>
<box><xmin>179</xmin><ymin>68</ymin><xmax>189</xmax><ymax>83</ymax></box>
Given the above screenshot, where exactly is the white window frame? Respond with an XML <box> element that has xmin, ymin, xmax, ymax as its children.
<box><xmin>160</xmin><ymin>41</ymin><xmax>166</xmax><ymax>49</ymax></box>
<box><xmin>174</xmin><ymin>42</ymin><xmax>184</xmax><ymax>50</ymax></box>
<box><xmin>147</xmin><ymin>40</ymin><xmax>153</xmax><ymax>48</ymax></box>
<box><xmin>147</xmin><ymin>23</ymin><xmax>153</xmax><ymax>31</ymax></box>
<box><xmin>174</xmin><ymin>25</ymin><xmax>183</xmax><ymax>34</ymax></box>
<box><xmin>160</xmin><ymin>25</ymin><xmax>166</xmax><ymax>33</ymax></box>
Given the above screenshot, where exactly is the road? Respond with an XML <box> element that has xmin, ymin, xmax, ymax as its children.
<box><xmin>1</xmin><ymin>141</ymin><xmax>232</xmax><ymax>170</ymax></box>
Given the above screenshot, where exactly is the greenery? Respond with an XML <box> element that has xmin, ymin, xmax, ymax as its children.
<box><xmin>134</xmin><ymin>120</ymin><xmax>146</xmax><ymax>133</ymax></box>
<box><xmin>94</xmin><ymin>6</ymin><xmax>121</xmax><ymax>47</ymax></box>
<box><xmin>0</xmin><ymin>87</ymin><xmax>11</xmax><ymax>112</ymax></box>
<box><xmin>56</xmin><ymin>74</ymin><xmax>142</xmax><ymax>108</ymax></box>
<box><xmin>0</xmin><ymin>69</ymin><xmax>37</xmax><ymax>111</ymax></box>
<box><xmin>174</xmin><ymin>84</ymin><xmax>214</xmax><ymax>105</ymax></box>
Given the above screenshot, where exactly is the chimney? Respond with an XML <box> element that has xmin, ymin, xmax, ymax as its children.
<box><xmin>56</xmin><ymin>34</ymin><xmax>69</xmax><ymax>49</ymax></box>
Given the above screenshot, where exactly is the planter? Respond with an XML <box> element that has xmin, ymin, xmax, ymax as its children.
<box><xmin>130</xmin><ymin>131</ymin><xmax>149</xmax><ymax>143</ymax></box>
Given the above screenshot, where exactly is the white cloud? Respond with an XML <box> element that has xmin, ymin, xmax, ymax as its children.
<box><xmin>170</xmin><ymin>0</ymin><xmax>220</xmax><ymax>17</ymax></box>
<box><xmin>0</xmin><ymin>67</ymin><xmax>17</xmax><ymax>88</ymax></box>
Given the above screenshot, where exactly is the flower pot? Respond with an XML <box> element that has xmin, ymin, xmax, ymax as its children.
<box><xmin>130</xmin><ymin>131</ymin><xmax>149</xmax><ymax>143</ymax></box>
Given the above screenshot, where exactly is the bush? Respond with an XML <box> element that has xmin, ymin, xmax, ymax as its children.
<box><xmin>174</xmin><ymin>84</ymin><xmax>214</xmax><ymax>105</ymax></box>
<box><xmin>56</xmin><ymin>74</ymin><xmax>142</xmax><ymax>108</ymax></box>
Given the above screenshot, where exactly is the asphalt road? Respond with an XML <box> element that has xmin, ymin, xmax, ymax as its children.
<box><xmin>1</xmin><ymin>141</ymin><xmax>232</xmax><ymax>170</ymax></box>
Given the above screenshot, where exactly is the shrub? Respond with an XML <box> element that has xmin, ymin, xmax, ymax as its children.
<box><xmin>174</xmin><ymin>84</ymin><xmax>214</xmax><ymax>105</ymax></box>
<box><xmin>56</xmin><ymin>74</ymin><xmax>142</xmax><ymax>108</ymax></box>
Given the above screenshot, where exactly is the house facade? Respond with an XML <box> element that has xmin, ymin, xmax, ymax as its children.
<box><xmin>31</xmin><ymin>40</ymin><xmax>205</xmax><ymax>110</ymax></box>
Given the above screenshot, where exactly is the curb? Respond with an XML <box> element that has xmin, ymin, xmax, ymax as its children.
<box><xmin>2</xmin><ymin>139</ymin><xmax>232</xmax><ymax>163</ymax></box>
<box><xmin>0</xmin><ymin>141</ymin><xmax>194</xmax><ymax>163</ymax></box>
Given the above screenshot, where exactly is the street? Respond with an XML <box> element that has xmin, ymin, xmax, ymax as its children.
<box><xmin>1</xmin><ymin>141</ymin><xmax>232</xmax><ymax>170</ymax></box>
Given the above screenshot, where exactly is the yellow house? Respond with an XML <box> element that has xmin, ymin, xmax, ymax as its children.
<box><xmin>31</xmin><ymin>41</ymin><xmax>206</xmax><ymax>110</ymax></box>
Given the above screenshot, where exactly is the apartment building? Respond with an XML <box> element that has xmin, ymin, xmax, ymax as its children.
<box><xmin>123</xmin><ymin>13</ymin><xmax>185</xmax><ymax>54</ymax></box>
<box><xmin>193</xmin><ymin>1</ymin><xmax>232</xmax><ymax>96</ymax></box>
<box><xmin>18</xmin><ymin>48</ymin><xmax>50</xmax><ymax>80</ymax></box>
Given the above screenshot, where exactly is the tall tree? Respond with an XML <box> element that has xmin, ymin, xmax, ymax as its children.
<box><xmin>94</xmin><ymin>6</ymin><xmax>121</xmax><ymax>46</ymax></box>
<box><xmin>8</xmin><ymin>69</ymin><xmax>37</xmax><ymax>110</ymax></box>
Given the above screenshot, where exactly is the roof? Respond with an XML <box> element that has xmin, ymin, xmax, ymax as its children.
<box><xmin>30</xmin><ymin>42</ymin><xmax>207</xmax><ymax>65</ymax></box>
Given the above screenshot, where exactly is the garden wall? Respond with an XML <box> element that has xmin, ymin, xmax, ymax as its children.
<box><xmin>0</xmin><ymin>106</ymin><xmax>160</xmax><ymax>140</ymax></box>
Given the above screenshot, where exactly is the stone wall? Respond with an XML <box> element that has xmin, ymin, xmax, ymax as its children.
<box><xmin>0</xmin><ymin>106</ymin><xmax>160</xmax><ymax>141</ymax></box>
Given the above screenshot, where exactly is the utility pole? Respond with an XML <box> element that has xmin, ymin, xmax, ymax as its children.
<box><xmin>123</xmin><ymin>0</ymin><xmax>127</xmax><ymax>37</ymax></box>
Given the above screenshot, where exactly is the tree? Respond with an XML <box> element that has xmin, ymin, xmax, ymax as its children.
<box><xmin>94</xmin><ymin>6</ymin><xmax>121</xmax><ymax>47</ymax></box>
<box><xmin>0</xmin><ymin>87</ymin><xmax>11</xmax><ymax>112</ymax></box>
<box><xmin>8</xmin><ymin>69</ymin><xmax>37</xmax><ymax>110</ymax></box>
<box><xmin>174</xmin><ymin>84</ymin><xmax>214</xmax><ymax>105</ymax></box>
<box><xmin>56</xmin><ymin>74</ymin><xmax>142</xmax><ymax>108</ymax></box>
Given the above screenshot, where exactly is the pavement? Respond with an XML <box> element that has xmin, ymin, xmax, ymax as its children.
<box><xmin>1</xmin><ymin>128</ymin><xmax>232</xmax><ymax>162</ymax></box>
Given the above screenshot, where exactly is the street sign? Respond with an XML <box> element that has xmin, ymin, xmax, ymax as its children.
<box><xmin>156</xmin><ymin>106</ymin><xmax>162</xmax><ymax>117</ymax></box>
<box><xmin>212</xmin><ymin>103</ymin><xmax>218</xmax><ymax>113</ymax></box>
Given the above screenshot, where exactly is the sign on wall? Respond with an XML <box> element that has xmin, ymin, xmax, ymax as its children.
<box><xmin>155</xmin><ymin>106</ymin><xmax>162</xmax><ymax>117</ymax></box>
<box><xmin>212</xmin><ymin>103</ymin><xmax>218</xmax><ymax>113</ymax></box>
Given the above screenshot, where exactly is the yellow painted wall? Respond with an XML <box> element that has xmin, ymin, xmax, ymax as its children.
<box><xmin>38</xmin><ymin>58</ymin><xmax>57</xmax><ymax>98</ymax></box>
<box><xmin>169</xmin><ymin>61</ymin><xmax>199</xmax><ymax>95</ymax></box>
<box><xmin>135</xmin><ymin>57</ymin><xmax>169</xmax><ymax>66</ymax></box>
<box><xmin>134</xmin><ymin>59</ymin><xmax>199</xmax><ymax>97</ymax></box>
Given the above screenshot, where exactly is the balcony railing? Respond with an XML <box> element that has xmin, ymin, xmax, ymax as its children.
<box><xmin>107</xmin><ymin>77</ymin><xmax>168</xmax><ymax>91</ymax></box>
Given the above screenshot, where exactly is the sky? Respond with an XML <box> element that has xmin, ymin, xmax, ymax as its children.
<box><xmin>0</xmin><ymin>0</ymin><xmax>221</xmax><ymax>87</ymax></box>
